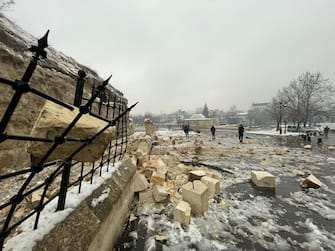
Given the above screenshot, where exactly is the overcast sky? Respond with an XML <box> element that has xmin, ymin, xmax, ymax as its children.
<box><xmin>6</xmin><ymin>0</ymin><xmax>335</xmax><ymax>114</ymax></box>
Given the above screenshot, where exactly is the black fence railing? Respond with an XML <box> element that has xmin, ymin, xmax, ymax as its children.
<box><xmin>0</xmin><ymin>31</ymin><xmax>137</xmax><ymax>250</ymax></box>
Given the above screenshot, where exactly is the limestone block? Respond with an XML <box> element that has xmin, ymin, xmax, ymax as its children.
<box><xmin>251</xmin><ymin>171</ymin><xmax>276</xmax><ymax>188</ymax></box>
<box><xmin>144</xmin><ymin>119</ymin><xmax>156</xmax><ymax>136</ymax></box>
<box><xmin>300</xmin><ymin>174</ymin><xmax>322</xmax><ymax>189</ymax></box>
<box><xmin>189</xmin><ymin>170</ymin><xmax>206</xmax><ymax>182</ymax></box>
<box><xmin>139</xmin><ymin>188</ymin><xmax>154</xmax><ymax>203</ymax></box>
<box><xmin>128</xmin><ymin>118</ymin><xmax>135</xmax><ymax>135</ymax></box>
<box><xmin>153</xmin><ymin>185</ymin><xmax>169</xmax><ymax>202</ymax></box>
<box><xmin>27</xmin><ymin>101</ymin><xmax>115</xmax><ymax>163</ymax></box>
<box><xmin>174</xmin><ymin>200</ymin><xmax>191</xmax><ymax>224</ymax></box>
<box><xmin>151</xmin><ymin>171</ymin><xmax>166</xmax><ymax>185</ymax></box>
<box><xmin>328</xmin><ymin>146</ymin><xmax>335</xmax><ymax>151</ymax></box>
<box><xmin>201</xmin><ymin>176</ymin><xmax>220</xmax><ymax>196</ymax></box>
<box><xmin>136</xmin><ymin>141</ymin><xmax>150</xmax><ymax>156</ymax></box>
<box><xmin>132</xmin><ymin>172</ymin><xmax>150</xmax><ymax>193</ymax></box>
<box><xmin>148</xmin><ymin>158</ymin><xmax>168</xmax><ymax>173</ymax></box>
<box><xmin>304</xmin><ymin>144</ymin><xmax>312</xmax><ymax>150</ymax></box>
<box><xmin>181</xmin><ymin>181</ymin><xmax>209</xmax><ymax>215</ymax></box>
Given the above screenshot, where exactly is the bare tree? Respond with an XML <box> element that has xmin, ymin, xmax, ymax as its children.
<box><xmin>273</xmin><ymin>72</ymin><xmax>334</xmax><ymax>128</ymax></box>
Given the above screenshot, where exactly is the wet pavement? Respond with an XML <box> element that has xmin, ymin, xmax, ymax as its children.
<box><xmin>114</xmin><ymin>130</ymin><xmax>335</xmax><ymax>251</ymax></box>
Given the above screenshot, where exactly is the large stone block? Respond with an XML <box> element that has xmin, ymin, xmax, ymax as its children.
<box><xmin>189</xmin><ymin>170</ymin><xmax>206</xmax><ymax>182</ymax></box>
<box><xmin>139</xmin><ymin>188</ymin><xmax>154</xmax><ymax>203</ymax></box>
<box><xmin>251</xmin><ymin>171</ymin><xmax>276</xmax><ymax>188</ymax></box>
<box><xmin>300</xmin><ymin>174</ymin><xmax>322</xmax><ymax>189</ymax></box>
<box><xmin>181</xmin><ymin>181</ymin><xmax>209</xmax><ymax>215</ymax></box>
<box><xmin>174</xmin><ymin>200</ymin><xmax>191</xmax><ymax>224</ymax></box>
<box><xmin>144</xmin><ymin>119</ymin><xmax>156</xmax><ymax>137</ymax></box>
<box><xmin>132</xmin><ymin>172</ymin><xmax>150</xmax><ymax>193</ymax></box>
<box><xmin>27</xmin><ymin>101</ymin><xmax>115</xmax><ymax>163</ymax></box>
<box><xmin>151</xmin><ymin>171</ymin><xmax>166</xmax><ymax>186</ymax></box>
<box><xmin>153</xmin><ymin>185</ymin><xmax>169</xmax><ymax>202</ymax></box>
<box><xmin>201</xmin><ymin>176</ymin><xmax>220</xmax><ymax>196</ymax></box>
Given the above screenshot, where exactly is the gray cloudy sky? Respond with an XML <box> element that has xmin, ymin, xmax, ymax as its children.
<box><xmin>6</xmin><ymin>0</ymin><xmax>335</xmax><ymax>114</ymax></box>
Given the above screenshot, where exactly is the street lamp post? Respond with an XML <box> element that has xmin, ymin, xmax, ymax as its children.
<box><xmin>279</xmin><ymin>102</ymin><xmax>287</xmax><ymax>134</ymax></box>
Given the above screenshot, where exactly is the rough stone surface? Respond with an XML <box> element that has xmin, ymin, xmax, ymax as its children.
<box><xmin>301</xmin><ymin>174</ymin><xmax>322</xmax><ymax>189</ymax></box>
<box><xmin>304</xmin><ymin>144</ymin><xmax>312</xmax><ymax>150</ymax></box>
<box><xmin>144</xmin><ymin>119</ymin><xmax>156</xmax><ymax>137</ymax></box>
<box><xmin>181</xmin><ymin>180</ymin><xmax>209</xmax><ymax>215</ymax></box>
<box><xmin>201</xmin><ymin>176</ymin><xmax>220</xmax><ymax>196</ymax></box>
<box><xmin>132</xmin><ymin>172</ymin><xmax>150</xmax><ymax>192</ymax></box>
<box><xmin>251</xmin><ymin>171</ymin><xmax>276</xmax><ymax>188</ymax></box>
<box><xmin>0</xmin><ymin>16</ymin><xmax>126</xmax><ymax>173</ymax></box>
<box><xmin>189</xmin><ymin>170</ymin><xmax>207</xmax><ymax>182</ymax></box>
<box><xmin>151</xmin><ymin>171</ymin><xmax>166</xmax><ymax>186</ymax></box>
<box><xmin>139</xmin><ymin>188</ymin><xmax>154</xmax><ymax>203</ymax></box>
<box><xmin>153</xmin><ymin>185</ymin><xmax>169</xmax><ymax>202</ymax></box>
<box><xmin>27</xmin><ymin>101</ymin><xmax>116</xmax><ymax>163</ymax></box>
<box><xmin>174</xmin><ymin>200</ymin><xmax>191</xmax><ymax>224</ymax></box>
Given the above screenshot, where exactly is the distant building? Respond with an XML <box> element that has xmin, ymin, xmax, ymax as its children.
<box><xmin>183</xmin><ymin>114</ymin><xmax>219</xmax><ymax>131</ymax></box>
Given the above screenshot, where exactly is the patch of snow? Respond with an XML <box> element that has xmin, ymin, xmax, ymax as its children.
<box><xmin>4</xmin><ymin>162</ymin><xmax>121</xmax><ymax>251</ymax></box>
<box><xmin>91</xmin><ymin>187</ymin><xmax>110</xmax><ymax>207</ymax></box>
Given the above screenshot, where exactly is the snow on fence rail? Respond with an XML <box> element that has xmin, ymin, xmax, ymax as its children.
<box><xmin>0</xmin><ymin>30</ymin><xmax>137</xmax><ymax>250</ymax></box>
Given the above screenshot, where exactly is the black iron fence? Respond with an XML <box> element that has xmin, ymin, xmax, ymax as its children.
<box><xmin>0</xmin><ymin>31</ymin><xmax>136</xmax><ymax>250</ymax></box>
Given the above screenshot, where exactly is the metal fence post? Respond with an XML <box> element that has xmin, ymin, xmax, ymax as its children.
<box><xmin>56</xmin><ymin>159</ymin><xmax>71</xmax><ymax>211</ymax></box>
<box><xmin>74</xmin><ymin>70</ymin><xmax>86</xmax><ymax>107</ymax></box>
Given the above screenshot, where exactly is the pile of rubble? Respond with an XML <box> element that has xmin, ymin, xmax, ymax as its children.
<box><xmin>128</xmin><ymin>119</ymin><xmax>222</xmax><ymax>225</ymax></box>
<box><xmin>128</xmin><ymin>120</ymin><xmax>324</xmax><ymax>226</ymax></box>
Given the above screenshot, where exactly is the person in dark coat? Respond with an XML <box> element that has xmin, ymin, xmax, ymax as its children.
<box><xmin>210</xmin><ymin>125</ymin><xmax>216</xmax><ymax>140</ymax></box>
<box><xmin>324</xmin><ymin>126</ymin><xmax>330</xmax><ymax>138</ymax></box>
<box><xmin>183</xmin><ymin>124</ymin><xmax>189</xmax><ymax>139</ymax></box>
<box><xmin>238</xmin><ymin>124</ymin><xmax>244</xmax><ymax>143</ymax></box>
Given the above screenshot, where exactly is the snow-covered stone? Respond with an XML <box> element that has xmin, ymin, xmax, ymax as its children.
<box><xmin>181</xmin><ymin>180</ymin><xmax>209</xmax><ymax>215</ymax></box>
<box><xmin>201</xmin><ymin>176</ymin><xmax>220</xmax><ymax>196</ymax></box>
<box><xmin>251</xmin><ymin>171</ymin><xmax>276</xmax><ymax>188</ymax></box>
<box><xmin>153</xmin><ymin>185</ymin><xmax>169</xmax><ymax>202</ymax></box>
<box><xmin>174</xmin><ymin>200</ymin><xmax>191</xmax><ymax>224</ymax></box>
<box><xmin>300</xmin><ymin>174</ymin><xmax>322</xmax><ymax>189</ymax></box>
<box><xmin>304</xmin><ymin>144</ymin><xmax>312</xmax><ymax>149</ymax></box>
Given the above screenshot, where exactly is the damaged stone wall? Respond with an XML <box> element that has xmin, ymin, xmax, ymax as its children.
<box><xmin>0</xmin><ymin>15</ymin><xmax>127</xmax><ymax>173</ymax></box>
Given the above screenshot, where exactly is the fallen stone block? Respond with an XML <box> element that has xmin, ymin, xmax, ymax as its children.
<box><xmin>251</xmin><ymin>171</ymin><xmax>276</xmax><ymax>188</ymax></box>
<box><xmin>181</xmin><ymin>180</ymin><xmax>209</xmax><ymax>215</ymax></box>
<box><xmin>174</xmin><ymin>200</ymin><xmax>191</xmax><ymax>224</ymax></box>
<box><xmin>304</xmin><ymin>144</ymin><xmax>312</xmax><ymax>150</ymax></box>
<box><xmin>144</xmin><ymin>119</ymin><xmax>156</xmax><ymax>137</ymax></box>
<box><xmin>139</xmin><ymin>188</ymin><xmax>154</xmax><ymax>203</ymax></box>
<box><xmin>300</xmin><ymin>174</ymin><xmax>322</xmax><ymax>189</ymax></box>
<box><xmin>153</xmin><ymin>185</ymin><xmax>169</xmax><ymax>202</ymax></box>
<box><xmin>328</xmin><ymin>146</ymin><xmax>335</xmax><ymax>151</ymax></box>
<box><xmin>27</xmin><ymin>100</ymin><xmax>115</xmax><ymax>163</ymax></box>
<box><xmin>132</xmin><ymin>172</ymin><xmax>150</xmax><ymax>192</ymax></box>
<box><xmin>151</xmin><ymin>171</ymin><xmax>166</xmax><ymax>185</ymax></box>
<box><xmin>201</xmin><ymin>176</ymin><xmax>220</xmax><ymax>196</ymax></box>
<box><xmin>189</xmin><ymin>170</ymin><xmax>206</xmax><ymax>182</ymax></box>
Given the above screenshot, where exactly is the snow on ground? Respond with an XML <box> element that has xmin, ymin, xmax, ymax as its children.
<box><xmin>119</xmin><ymin>129</ymin><xmax>335</xmax><ymax>251</ymax></box>
<box><xmin>4</xmin><ymin>162</ymin><xmax>121</xmax><ymax>251</ymax></box>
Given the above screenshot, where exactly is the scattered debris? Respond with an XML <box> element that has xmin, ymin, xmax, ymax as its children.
<box><xmin>251</xmin><ymin>171</ymin><xmax>276</xmax><ymax>188</ymax></box>
<box><xmin>300</xmin><ymin>174</ymin><xmax>322</xmax><ymax>189</ymax></box>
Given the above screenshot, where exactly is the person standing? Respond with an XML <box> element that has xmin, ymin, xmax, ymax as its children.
<box><xmin>324</xmin><ymin>126</ymin><xmax>330</xmax><ymax>138</ymax></box>
<box><xmin>183</xmin><ymin>124</ymin><xmax>189</xmax><ymax>139</ymax></box>
<box><xmin>238</xmin><ymin>124</ymin><xmax>244</xmax><ymax>143</ymax></box>
<box><xmin>210</xmin><ymin>125</ymin><xmax>216</xmax><ymax>140</ymax></box>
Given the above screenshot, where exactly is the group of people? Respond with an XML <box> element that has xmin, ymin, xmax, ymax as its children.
<box><xmin>183</xmin><ymin>124</ymin><xmax>245</xmax><ymax>143</ymax></box>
